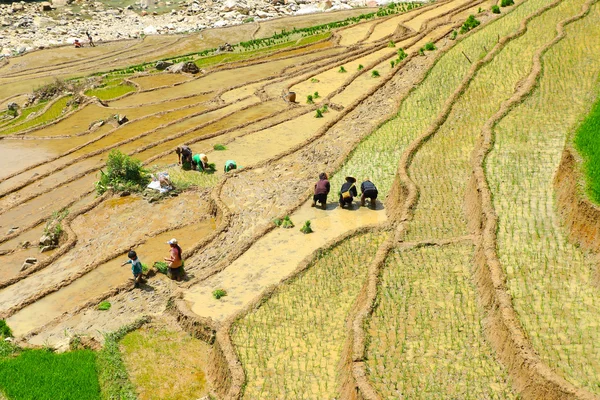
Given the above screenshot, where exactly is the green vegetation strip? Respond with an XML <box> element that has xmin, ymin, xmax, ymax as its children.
<box><xmin>0</xmin><ymin>102</ymin><xmax>46</xmax><ymax>131</ymax></box>
<box><xmin>329</xmin><ymin>0</ymin><xmax>543</xmax><ymax>197</ymax></box>
<box><xmin>487</xmin><ymin>2</ymin><xmax>600</xmax><ymax>393</ymax></box>
<box><xmin>574</xmin><ymin>89</ymin><xmax>600</xmax><ymax>204</ymax></box>
<box><xmin>0</xmin><ymin>340</ymin><xmax>101</xmax><ymax>400</ymax></box>
<box><xmin>367</xmin><ymin>244</ymin><xmax>516</xmax><ymax>398</ymax></box>
<box><xmin>231</xmin><ymin>232</ymin><xmax>386</xmax><ymax>399</ymax></box>
<box><xmin>0</xmin><ymin>97</ymin><xmax>71</xmax><ymax>135</ymax></box>
<box><xmin>85</xmin><ymin>83</ymin><xmax>136</xmax><ymax>101</ymax></box>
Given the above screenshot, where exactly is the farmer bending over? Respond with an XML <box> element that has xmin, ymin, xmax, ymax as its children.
<box><xmin>175</xmin><ymin>145</ymin><xmax>192</xmax><ymax>170</ymax></box>
<box><xmin>224</xmin><ymin>160</ymin><xmax>237</xmax><ymax>173</ymax></box>
<box><xmin>339</xmin><ymin>176</ymin><xmax>357</xmax><ymax>209</ymax></box>
<box><xmin>121</xmin><ymin>250</ymin><xmax>143</xmax><ymax>288</ymax></box>
<box><xmin>192</xmin><ymin>153</ymin><xmax>209</xmax><ymax>171</ymax></box>
<box><xmin>312</xmin><ymin>172</ymin><xmax>330</xmax><ymax>209</ymax></box>
<box><xmin>360</xmin><ymin>178</ymin><xmax>378</xmax><ymax>208</ymax></box>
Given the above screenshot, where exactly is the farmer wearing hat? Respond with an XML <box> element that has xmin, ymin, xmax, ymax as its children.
<box><xmin>360</xmin><ymin>178</ymin><xmax>378</xmax><ymax>208</ymax></box>
<box><xmin>339</xmin><ymin>176</ymin><xmax>357</xmax><ymax>209</ymax></box>
<box><xmin>192</xmin><ymin>153</ymin><xmax>209</xmax><ymax>171</ymax></box>
<box><xmin>165</xmin><ymin>238</ymin><xmax>184</xmax><ymax>281</ymax></box>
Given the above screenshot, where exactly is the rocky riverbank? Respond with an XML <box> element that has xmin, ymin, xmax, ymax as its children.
<box><xmin>0</xmin><ymin>0</ymin><xmax>376</xmax><ymax>56</ymax></box>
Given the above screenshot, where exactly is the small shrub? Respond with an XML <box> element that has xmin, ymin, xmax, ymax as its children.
<box><xmin>460</xmin><ymin>15</ymin><xmax>481</xmax><ymax>34</ymax></box>
<box><xmin>419</xmin><ymin>48</ymin><xmax>425</xmax><ymax>55</ymax></box>
<box><xmin>388</xmin><ymin>40</ymin><xmax>396</xmax><ymax>47</ymax></box>
<box><xmin>213</xmin><ymin>289</ymin><xmax>227</xmax><ymax>299</ymax></box>
<box><xmin>390</xmin><ymin>60</ymin><xmax>396</xmax><ymax>68</ymax></box>
<box><xmin>95</xmin><ymin>150</ymin><xmax>150</xmax><ymax>195</ymax></box>
<box><xmin>315</xmin><ymin>109</ymin><xmax>324</xmax><ymax>118</ymax></box>
<box><xmin>213</xmin><ymin>144</ymin><xmax>227</xmax><ymax>150</ymax></box>
<box><xmin>371</xmin><ymin>70</ymin><xmax>380</xmax><ymax>78</ymax></box>
<box><xmin>501</xmin><ymin>0</ymin><xmax>514</xmax><ymax>6</ymax></box>
<box><xmin>478</xmin><ymin>6</ymin><xmax>482</xmax><ymax>12</ymax></box>
<box><xmin>310</xmin><ymin>78</ymin><xmax>320</xmax><ymax>83</ymax></box>
<box><xmin>424</xmin><ymin>42</ymin><xmax>436</xmax><ymax>51</ymax></box>
<box><xmin>0</xmin><ymin>320</ymin><xmax>12</xmax><ymax>338</ymax></box>
<box><xmin>357</xmin><ymin>64</ymin><xmax>364</xmax><ymax>71</ymax></box>
<box><xmin>451</xmin><ymin>30</ymin><xmax>458</xmax><ymax>40</ymax></box>
<box><xmin>98</xmin><ymin>301</ymin><xmax>111</xmax><ymax>311</ymax></box>
<box><xmin>397</xmin><ymin>48</ymin><xmax>407</xmax><ymax>60</ymax></box>
<box><xmin>338</xmin><ymin>66</ymin><xmax>347</xmax><ymax>73</ymax></box>
<box><xmin>492</xmin><ymin>5</ymin><xmax>500</xmax><ymax>13</ymax></box>
<box><xmin>313</xmin><ymin>91</ymin><xmax>320</xmax><ymax>99</ymax></box>
<box><xmin>300</xmin><ymin>220</ymin><xmax>313</xmax><ymax>234</ymax></box>
<box><xmin>154</xmin><ymin>261</ymin><xmax>168</xmax><ymax>274</ymax></box>
<box><xmin>307</xmin><ymin>94</ymin><xmax>314</xmax><ymax>104</ymax></box>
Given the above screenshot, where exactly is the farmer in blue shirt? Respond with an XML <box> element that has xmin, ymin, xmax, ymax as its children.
<box><xmin>121</xmin><ymin>250</ymin><xmax>143</xmax><ymax>288</ymax></box>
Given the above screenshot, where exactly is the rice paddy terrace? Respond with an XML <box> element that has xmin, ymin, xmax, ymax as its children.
<box><xmin>1</xmin><ymin>0</ymin><xmax>600</xmax><ymax>397</ymax></box>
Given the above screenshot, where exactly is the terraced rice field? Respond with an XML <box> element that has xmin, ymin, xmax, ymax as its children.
<box><xmin>1</xmin><ymin>0</ymin><xmax>600</xmax><ymax>397</ymax></box>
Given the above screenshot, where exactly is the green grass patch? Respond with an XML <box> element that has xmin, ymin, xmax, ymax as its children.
<box><xmin>213</xmin><ymin>144</ymin><xmax>227</xmax><ymax>150</ymax></box>
<box><xmin>0</xmin><ymin>347</ymin><xmax>101</xmax><ymax>400</ymax></box>
<box><xmin>85</xmin><ymin>83</ymin><xmax>136</xmax><ymax>101</ymax></box>
<box><xmin>96</xmin><ymin>150</ymin><xmax>150</xmax><ymax>195</ymax></box>
<box><xmin>0</xmin><ymin>320</ymin><xmax>12</xmax><ymax>338</ymax></box>
<box><xmin>460</xmin><ymin>15</ymin><xmax>481</xmax><ymax>34</ymax></box>
<box><xmin>98</xmin><ymin>301</ymin><xmax>111</xmax><ymax>311</ymax></box>
<box><xmin>574</xmin><ymin>92</ymin><xmax>600</xmax><ymax>204</ymax></box>
<box><xmin>212</xmin><ymin>289</ymin><xmax>227</xmax><ymax>299</ymax></box>
<box><xmin>164</xmin><ymin>166</ymin><xmax>219</xmax><ymax>190</ymax></box>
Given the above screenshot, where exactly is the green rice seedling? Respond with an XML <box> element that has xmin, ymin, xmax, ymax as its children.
<box><xmin>154</xmin><ymin>261</ymin><xmax>169</xmax><ymax>274</ymax></box>
<box><xmin>338</xmin><ymin>66</ymin><xmax>347</xmax><ymax>73</ymax></box>
<box><xmin>574</xmin><ymin>92</ymin><xmax>600</xmax><ymax>204</ymax></box>
<box><xmin>273</xmin><ymin>218</ymin><xmax>283</xmax><ymax>227</ymax></box>
<box><xmin>357</xmin><ymin>64</ymin><xmax>364</xmax><ymax>70</ymax></box>
<box><xmin>232</xmin><ymin>233</ymin><xmax>386</xmax><ymax>399</ymax></box>
<box><xmin>315</xmin><ymin>109</ymin><xmax>324</xmax><ymax>118</ymax></box>
<box><xmin>397</xmin><ymin>48</ymin><xmax>407</xmax><ymax>60</ymax></box>
<box><xmin>424</xmin><ymin>42</ymin><xmax>436</xmax><ymax>51</ymax></box>
<box><xmin>299</xmin><ymin>220</ymin><xmax>313</xmax><ymax>234</ymax></box>
<box><xmin>212</xmin><ymin>289</ymin><xmax>227</xmax><ymax>299</ymax></box>
<box><xmin>141</xmin><ymin>263</ymin><xmax>149</xmax><ymax>274</ymax></box>
<box><xmin>460</xmin><ymin>15</ymin><xmax>481</xmax><ymax>34</ymax></box>
<box><xmin>367</xmin><ymin>245</ymin><xmax>516</xmax><ymax>398</ymax></box>
<box><xmin>390</xmin><ymin>60</ymin><xmax>396</xmax><ymax>68</ymax></box>
<box><xmin>311</xmin><ymin>78</ymin><xmax>320</xmax><ymax>83</ymax></box>
<box><xmin>213</xmin><ymin>144</ymin><xmax>227</xmax><ymax>150</ymax></box>
<box><xmin>281</xmin><ymin>215</ymin><xmax>294</xmax><ymax>228</ymax></box>
<box><xmin>0</xmin><ymin>320</ymin><xmax>12</xmax><ymax>338</ymax></box>
<box><xmin>98</xmin><ymin>301</ymin><xmax>111</xmax><ymax>311</ymax></box>
<box><xmin>313</xmin><ymin>91</ymin><xmax>320</xmax><ymax>99</ymax></box>
<box><xmin>418</xmin><ymin>48</ymin><xmax>425</xmax><ymax>55</ymax></box>
<box><xmin>388</xmin><ymin>40</ymin><xmax>396</xmax><ymax>47</ymax></box>
<box><xmin>451</xmin><ymin>30</ymin><xmax>458</xmax><ymax>40</ymax></box>
<box><xmin>501</xmin><ymin>0</ymin><xmax>514</xmax><ymax>6</ymax></box>
<box><xmin>478</xmin><ymin>6</ymin><xmax>483</xmax><ymax>13</ymax></box>
<box><xmin>371</xmin><ymin>70</ymin><xmax>380</xmax><ymax>78</ymax></box>
<box><xmin>307</xmin><ymin>94</ymin><xmax>314</xmax><ymax>104</ymax></box>
<box><xmin>492</xmin><ymin>5</ymin><xmax>501</xmax><ymax>13</ymax></box>
<box><xmin>486</xmin><ymin>7</ymin><xmax>600</xmax><ymax>393</ymax></box>
<box><xmin>321</xmin><ymin>104</ymin><xmax>329</xmax><ymax>113</ymax></box>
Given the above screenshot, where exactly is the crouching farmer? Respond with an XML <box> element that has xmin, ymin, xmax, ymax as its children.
<box><xmin>312</xmin><ymin>172</ymin><xmax>330</xmax><ymax>209</ymax></box>
<box><xmin>121</xmin><ymin>250</ymin><xmax>143</xmax><ymax>288</ymax></box>
<box><xmin>339</xmin><ymin>176</ymin><xmax>357</xmax><ymax>209</ymax></box>
<box><xmin>360</xmin><ymin>178</ymin><xmax>378</xmax><ymax>207</ymax></box>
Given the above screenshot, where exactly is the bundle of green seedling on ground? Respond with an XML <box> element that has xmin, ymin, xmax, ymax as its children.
<box><xmin>404</xmin><ymin>0</ymin><xmax>581</xmax><ymax>242</ymax></box>
<box><xmin>315</xmin><ymin>104</ymin><xmax>329</xmax><ymax>118</ymax></box>
<box><xmin>460</xmin><ymin>15</ymin><xmax>481</xmax><ymax>34</ymax></box>
<box><xmin>486</xmin><ymin>6</ymin><xmax>600</xmax><ymax>393</ymax></box>
<box><xmin>330</xmin><ymin>0</ymin><xmax>540</xmax><ymax>197</ymax></box>
<box><xmin>273</xmin><ymin>215</ymin><xmax>294</xmax><ymax>228</ymax></box>
<box><xmin>366</xmin><ymin>245</ymin><xmax>516</xmax><ymax>398</ymax></box>
<box><xmin>231</xmin><ymin>232</ymin><xmax>386</xmax><ymax>399</ymax></box>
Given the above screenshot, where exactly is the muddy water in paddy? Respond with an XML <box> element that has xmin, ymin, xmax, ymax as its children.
<box><xmin>0</xmin><ymin>140</ymin><xmax>57</xmax><ymax>178</ymax></box>
<box><xmin>184</xmin><ymin>200</ymin><xmax>387</xmax><ymax>322</ymax></box>
<box><xmin>7</xmin><ymin>219</ymin><xmax>216</xmax><ymax>337</ymax></box>
<box><xmin>2</xmin><ymin>192</ymin><xmax>215</xmax><ymax>332</ymax></box>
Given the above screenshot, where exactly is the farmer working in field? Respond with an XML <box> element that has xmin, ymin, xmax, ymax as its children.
<box><xmin>224</xmin><ymin>160</ymin><xmax>237</xmax><ymax>173</ymax></box>
<box><xmin>312</xmin><ymin>172</ymin><xmax>330</xmax><ymax>209</ymax></box>
<box><xmin>175</xmin><ymin>145</ymin><xmax>193</xmax><ymax>170</ymax></box>
<box><xmin>339</xmin><ymin>176</ymin><xmax>357</xmax><ymax>209</ymax></box>
<box><xmin>360</xmin><ymin>178</ymin><xmax>378</xmax><ymax>208</ymax></box>
<box><xmin>165</xmin><ymin>238</ymin><xmax>184</xmax><ymax>282</ymax></box>
<box><xmin>192</xmin><ymin>153</ymin><xmax>209</xmax><ymax>171</ymax></box>
<box><xmin>121</xmin><ymin>250</ymin><xmax>143</xmax><ymax>288</ymax></box>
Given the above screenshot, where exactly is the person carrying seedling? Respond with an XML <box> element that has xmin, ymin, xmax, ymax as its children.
<box><xmin>360</xmin><ymin>178</ymin><xmax>378</xmax><ymax>208</ymax></box>
<box><xmin>339</xmin><ymin>176</ymin><xmax>357</xmax><ymax>209</ymax></box>
<box><xmin>224</xmin><ymin>160</ymin><xmax>237</xmax><ymax>173</ymax></box>
<box><xmin>165</xmin><ymin>238</ymin><xmax>184</xmax><ymax>282</ymax></box>
<box><xmin>192</xmin><ymin>153</ymin><xmax>209</xmax><ymax>171</ymax></box>
<box><xmin>175</xmin><ymin>145</ymin><xmax>193</xmax><ymax>170</ymax></box>
<box><xmin>312</xmin><ymin>172</ymin><xmax>330</xmax><ymax>209</ymax></box>
<box><xmin>121</xmin><ymin>250</ymin><xmax>143</xmax><ymax>288</ymax></box>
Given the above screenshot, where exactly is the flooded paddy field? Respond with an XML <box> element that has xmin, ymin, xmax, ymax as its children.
<box><xmin>2</xmin><ymin>0</ymin><xmax>599</xmax><ymax>398</ymax></box>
